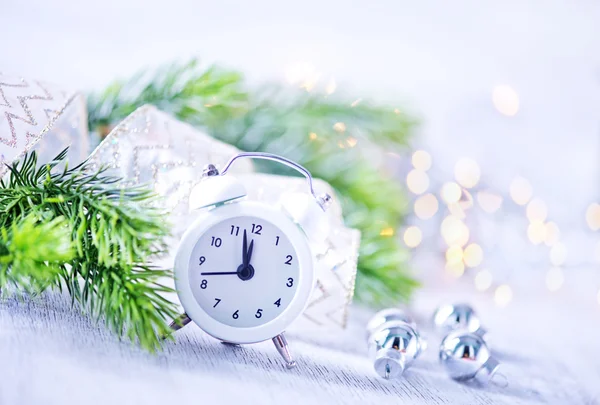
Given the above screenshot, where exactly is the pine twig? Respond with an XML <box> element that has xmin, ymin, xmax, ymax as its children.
<box><xmin>0</xmin><ymin>150</ymin><xmax>178</xmax><ymax>351</ymax></box>
<box><xmin>0</xmin><ymin>213</ymin><xmax>73</xmax><ymax>292</ymax></box>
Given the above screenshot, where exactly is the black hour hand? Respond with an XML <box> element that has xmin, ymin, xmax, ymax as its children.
<box><xmin>247</xmin><ymin>239</ymin><xmax>254</xmax><ymax>265</ymax></box>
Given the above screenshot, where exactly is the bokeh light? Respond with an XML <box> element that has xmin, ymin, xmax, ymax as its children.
<box><xmin>448</xmin><ymin>189</ymin><xmax>473</xmax><ymax>220</ymax></box>
<box><xmin>492</xmin><ymin>85</ymin><xmax>519</xmax><ymax>116</ymax></box>
<box><xmin>441</xmin><ymin>182</ymin><xmax>462</xmax><ymax>204</ymax></box>
<box><xmin>546</xmin><ymin>267</ymin><xmax>564</xmax><ymax>292</ymax></box>
<box><xmin>441</xmin><ymin>216</ymin><xmax>470</xmax><ymax>247</ymax></box>
<box><xmin>454</xmin><ymin>158</ymin><xmax>481</xmax><ymax>188</ymax></box>
<box><xmin>527</xmin><ymin>221</ymin><xmax>546</xmax><ymax>245</ymax></box>
<box><xmin>447</xmin><ymin>203</ymin><xmax>467</xmax><ymax>220</ymax></box>
<box><xmin>550</xmin><ymin>242</ymin><xmax>568</xmax><ymax>266</ymax></box>
<box><xmin>474</xmin><ymin>269</ymin><xmax>493</xmax><ymax>291</ymax></box>
<box><xmin>494</xmin><ymin>284</ymin><xmax>513</xmax><ymax>307</ymax></box>
<box><xmin>526</xmin><ymin>198</ymin><xmax>548</xmax><ymax>223</ymax></box>
<box><xmin>510</xmin><ymin>176</ymin><xmax>533</xmax><ymax>205</ymax></box>
<box><xmin>543</xmin><ymin>222</ymin><xmax>560</xmax><ymax>246</ymax></box>
<box><xmin>351</xmin><ymin>98</ymin><xmax>362</xmax><ymax>107</ymax></box>
<box><xmin>380</xmin><ymin>227</ymin><xmax>394</xmax><ymax>237</ymax></box>
<box><xmin>446</xmin><ymin>260</ymin><xmax>465</xmax><ymax>278</ymax></box>
<box><xmin>463</xmin><ymin>243</ymin><xmax>483</xmax><ymax>268</ymax></box>
<box><xmin>403</xmin><ymin>226</ymin><xmax>422</xmax><ymax>248</ymax></box>
<box><xmin>586</xmin><ymin>203</ymin><xmax>600</xmax><ymax>231</ymax></box>
<box><xmin>477</xmin><ymin>191</ymin><xmax>503</xmax><ymax>213</ymax></box>
<box><xmin>446</xmin><ymin>245</ymin><xmax>463</xmax><ymax>266</ymax></box>
<box><xmin>333</xmin><ymin>122</ymin><xmax>346</xmax><ymax>133</ymax></box>
<box><xmin>414</xmin><ymin>193</ymin><xmax>439</xmax><ymax>220</ymax></box>
<box><xmin>412</xmin><ymin>150</ymin><xmax>432</xmax><ymax>171</ymax></box>
<box><xmin>406</xmin><ymin>170</ymin><xmax>429</xmax><ymax>195</ymax></box>
<box><xmin>325</xmin><ymin>78</ymin><xmax>336</xmax><ymax>95</ymax></box>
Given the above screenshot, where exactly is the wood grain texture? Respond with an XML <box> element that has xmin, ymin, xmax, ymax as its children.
<box><xmin>0</xmin><ymin>288</ymin><xmax>598</xmax><ymax>405</ymax></box>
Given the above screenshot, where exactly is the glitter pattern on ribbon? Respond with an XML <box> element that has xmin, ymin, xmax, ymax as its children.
<box><xmin>0</xmin><ymin>72</ymin><xmax>89</xmax><ymax>175</ymax></box>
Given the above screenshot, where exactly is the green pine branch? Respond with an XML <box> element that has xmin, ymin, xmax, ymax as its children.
<box><xmin>0</xmin><ymin>213</ymin><xmax>73</xmax><ymax>292</ymax></box>
<box><xmin>87</xmin><ymin>59</ymin><xmax>419</xmax><ymax>305</ymax></box>
<box><xmin>0</xmin><ymin>150</ymin><xmax>178</xmax><ymax>351</ymax></box>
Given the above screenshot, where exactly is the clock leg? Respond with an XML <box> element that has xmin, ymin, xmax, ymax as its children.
<box><xmin>161</xmin><ymin>312</ymin><xmax>192</xmax><ymax>339</ymax></box>
<box><xmin>272</xmin><ymin>333</ymin><xmax>297</xmax><ymax>369</ymax></box>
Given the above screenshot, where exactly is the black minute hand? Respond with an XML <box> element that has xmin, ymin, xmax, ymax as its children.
<box><xmin>242</xmin><ymin>229</ymin><xmax>248</xmax><ymax>267</ymax></box>
<box><xmin>200</xmin><ymin>271</ymin><xmax>238</xmax><ymax>276</ymax></box>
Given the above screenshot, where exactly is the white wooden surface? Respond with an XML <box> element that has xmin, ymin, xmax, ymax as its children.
<box><xmin>1</xmin><ymin>284</ymin><xmax>598</xmax><ymax>405</ymax></box>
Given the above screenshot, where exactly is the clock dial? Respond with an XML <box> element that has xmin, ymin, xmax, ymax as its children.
<box><xmin>188</xmin><ymin>216</ymin><xmax>300</xmax><ymax>328</ymax></box>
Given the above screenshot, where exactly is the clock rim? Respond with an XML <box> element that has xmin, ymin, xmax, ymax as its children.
<box><xmin>174</xmin><ymin>200</ymin><xmax>315</xmax><ymax>344</ymax></box>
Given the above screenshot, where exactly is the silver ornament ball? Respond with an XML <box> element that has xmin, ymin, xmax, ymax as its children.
<box><xmin>432</xmin><ymin>303</ymin><xmax>487</xmax><ymax>338</ymax></box>
<box><xmin>366</xmin><ymin>308</ymin><xmax>416</xmax><ymax>337</ymax></box>
<box><xmin>439</xmin><ymin>330</ymin><xmax>501</xmax><ymax>384</ymax></box>
<box><xmin>368</xmin><ymin>320</ymin><xmax>425</xmax><ymax>380</ymax></box>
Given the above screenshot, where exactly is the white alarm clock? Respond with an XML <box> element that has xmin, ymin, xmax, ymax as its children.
<box><xmin>171</xmin><ymin>152</ymin><xmax>332</xmax><ymax>368</ymax></box>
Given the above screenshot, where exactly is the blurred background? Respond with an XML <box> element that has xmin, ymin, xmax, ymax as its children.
<box><xmin>3</xmin><ymin>0</ymin><xmax>600</xmax><ymax>315</ymax></box>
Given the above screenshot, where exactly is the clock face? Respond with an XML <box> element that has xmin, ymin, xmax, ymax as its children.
<box><xmin>188</xmin><ymin>216</ymin><xmax>300</xmax><ymax>328</ymax></box>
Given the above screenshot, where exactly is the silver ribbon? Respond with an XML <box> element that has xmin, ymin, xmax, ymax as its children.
<box><xmin>0</xmin><ymin>73</ymin><xmax>359</xmax><ymax>329</ymax></box>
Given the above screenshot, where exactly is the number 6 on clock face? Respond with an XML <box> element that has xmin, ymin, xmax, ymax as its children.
<box><xmin>174</xmin><ymin>201</ymin><xmax>315</xmax><ymax>344</ymax></box>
